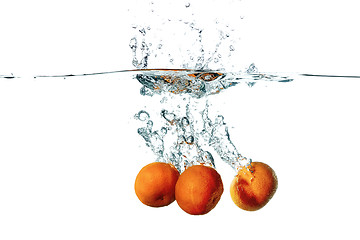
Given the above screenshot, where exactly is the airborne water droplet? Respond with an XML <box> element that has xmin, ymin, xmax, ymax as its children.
<box><xmin>139</xmin><ymin>28</ymin><xmax>146</xmax><ymax>36</ymax></box>
<box><xmin>129</xmin><ymin>38</ymin><xmax>137</xmax><ymax>50</ymax></box>
<box><xmin>247</xmin><ymin>63</ymin><xmax>259</xmax><ymax>74</ymax></box>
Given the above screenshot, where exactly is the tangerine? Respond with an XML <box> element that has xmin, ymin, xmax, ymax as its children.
<box><xmin>175</xmin><ymin>165</ymin><xmax>223</xmax><ymax>215</ymax></box>
<box><xmin>135</xmin><ymin>162</ymin><xmax>180</xmax><ymax>207</ymax></box>
<box><xmin>230</xmin><ymin>162</ymin><xmax>278</xmax><ymax>211</ymax></box>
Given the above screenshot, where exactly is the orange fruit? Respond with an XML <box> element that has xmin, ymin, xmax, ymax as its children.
<box><xmin>135</xmin><ymin>162</ymin><xmax>180</xmax><ymax>207</ymax></box>
<box><xmin>175</xmin><ymin>165</ymin><xmax>224</xmax><ymax>215</ymax></box>
<box><xmin>230</xmin><ymin>162</ymin><xmax>278</xmax><ymax>211</ymax></box>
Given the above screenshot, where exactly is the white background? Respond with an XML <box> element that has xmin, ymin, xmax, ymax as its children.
<box><xmin>1</xmin><ymin>0</ymin><xmax>360</xmax><ymax>239</ymax></box>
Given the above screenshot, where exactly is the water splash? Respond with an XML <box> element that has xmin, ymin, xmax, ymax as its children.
<box><xmin>134</xmin><ymin>66</ymin><xmax>293</xmax><ymax>98</ymax></box>
<box><xmin>201</xmin><ymin>103</ymin><xmax>252</xmax><ymax>170</ymax></box>
<box><xmin>133</xmin><ymin>66</ymin><xmax>293</xmax><ymax>171</ymax></box>
<box><xmin>135</xmin><ymin>97</ymin><xmax>254</xmax><ymax>173</ymax></box>
<box><xmin>129</xmin><ymin>37</ymin><xmax>150</xmax><ymax>69</ymax></box>
<box><xmin>135</xmin><ymin>104</ymin><xmax>216</xmax><ymax>173</ymax></box>
<box><xmin>135</xmin><ymin>69</ymin><xmax>233</xmax><ymax>98</ymax></box>
<box><xmin>128</xmin><ymin>3</ymin><xmax>243</xmax><ymax>71</ymax></box>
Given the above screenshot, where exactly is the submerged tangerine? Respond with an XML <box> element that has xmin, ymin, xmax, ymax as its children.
<box><xmin>135</xmin><ymin>162</ymin><xmax>180</xmax><ymax>207</ymax></box>
<box><xmin>175</xmin><ymin>165</ymin><xmax>224</xmax><ymax>215</ymax></box>
<box><xmin>230</xmin><ymin>162</ymin><xmax>278</xmax><ymax>211</ymax></box>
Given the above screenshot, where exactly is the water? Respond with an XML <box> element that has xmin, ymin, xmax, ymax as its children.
<box><xmin>135</xmin><ymin>67</ymin><xmax>293</xmax><ymax>98</ymax></box>
<box><xmin>2</xmin><ymin>0</ymin><xmax>359</xmax><ymax>174</ymax></box>
<box><xmin>134</xmin><ymin>100</ymin><xmax>216</xmax><ymax>173</ymax></box>
<box><xmin>0</xmin><ymin>74</ymin><xmax>16</xmax><ymax>79</ymax></box>
<box><xmin>131</xmin><ymin>69</ymin><xmax>359</xmax><ymax>173</ymax></box>
<box><xmin>133</xmin><ymin>67</ymin><xmax>287</xmax><ymax>173</ymax></box>
<box><xmin>134</xmin><ymin>99</ymin><xmax>249</xmax><ymax>173</ymax></box>
<box><xmin>124</xmin><ymin>3</ymin><xmax>360</xmax><ymax>172</ymax></box>
<box><xmin>127</xmin><ymin>1</ymin><xmax>244</xmax><ymax>71</ymax></box>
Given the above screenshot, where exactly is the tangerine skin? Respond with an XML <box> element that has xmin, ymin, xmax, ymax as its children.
<box><xmin>135</xmin><ymin>162</ymin><xmax>180</xmax><ymax>207</ymax></box>
<box><xmin>175</xmin><ymin>165</ymin><xmax>224</xmax><ymax>215</ymax></box>
<box><xmin>230</xmin><ymin>162</ymin><xmax>278</xmax><ymax>211</ymax></box>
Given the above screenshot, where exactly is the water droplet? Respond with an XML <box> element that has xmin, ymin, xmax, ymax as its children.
<box><xmin>139</xmin><ymin>28</ymin><xmax>146</xmax><ymax>36</ymax></box>
<box><xmin>129</xmin><ymin>38</ymin><xmax>137</xmax><ymax>50</ymax></box>
<box><xmin>140</xmin><ymin>41</ymin><xmax>148</xmax><ymax>51</ymax></box>
<box><xmin>246</xmin><ymin>63</ymin><xmax>259</xmax><ymax>74</ymax></box>
<box><xmin>185</xmin><ymin>3</ymin><xmax>190</xmax><ymax>8</ymax></box>
<box><xmin>229</xmin><ymin>45</ymin><xmax>235</xmax><ymax>51</ymax></box>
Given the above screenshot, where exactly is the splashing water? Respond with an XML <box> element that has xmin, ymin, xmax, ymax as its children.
<box><xmin>135</xmin><ymin>103</ymin><xmax>216</xmax><ymax>173</ymax></box>
<box><xmin>130</xmin><ymin>3</ymin><xmax>294</xmax><ymax>171</ymax></box>
<box><xmin>135</xmin><ymin>93</ymin><xmax>255</xmax><ymax>173</ymax></box>
<box><xmin>128</xmin><ymin>2</ymin><xmax>243</xmax><ymax>71</ymax></box>
<box><xmin>134</xmin><ymin>67</ymin><xmax>293</xmax><ymax>98</ymax></box>
<box><xmin>201</xmin><ymin>103</ymin><xmax>252</xmax><ymax>170</ymax></box>
<box><xmin>2</xmin><ymin>1</ymin><xmax>357</xmax><ymax>175</ymax></box>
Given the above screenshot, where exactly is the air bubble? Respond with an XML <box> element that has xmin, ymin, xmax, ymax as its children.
<box><xmin>146</xmin><ymin>120</ymin><xmax>153</xmax><ymax>130</ymax></box>
<box><xmin>161</xmin><ymin>127</ymin><xmax>168</xmax><ymax>135</ymax></box>
<box><xmin>134</xmin><ymin>110</ymin><xmax>150</xmax><ymax>121</ymax></box>
<box><xmin>185</xmin><ymin>136</ymin><xmax>194</xmax><ymax>144</ymax></box>
<box><xmin>182</xmin><ymin>117</ymin><xmax>190</xmax><ymax>126</ymax></box>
